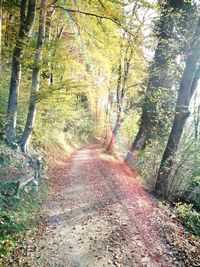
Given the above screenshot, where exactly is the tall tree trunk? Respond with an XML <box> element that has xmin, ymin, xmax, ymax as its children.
<box><xmin>45</xmin><ymin>7</ymin><xmax>54</xmax><ymax>85</ymax></box>
<box><xmin>192</xmin><ymin>67</ymin><xmax>200</xmax><ymax>139</ymax></box>
<box><xmin>106</xmin><ymin>62</ymin><xmax>122</xmax><ymax>153</ymax></box>
<box><xmin>21</xmin><ymin>0</ymin><xmax>46</xmax><ymax>153</ymax></box>
<box><xmin>125</xmin><ymin>0</ymin><xmax>187</xmax><ymax>161</ymax></box>
<box><xmin>7</xmin><ymin>0</ymin><xmax>36</xmax><ymax>146</ymax></box>
<box><xmin>106</xmin><ymin>3</ymin><xmax>137</xmax><ymax>154</ymax></box>
<box><xmin>106</xmin><ymin>45</ymin><xmax>132</xmax><ymax>153</ymax></box>
<box><xmin>154</xmin><ymin>19</ymin><xmax>200</xmax><ymax>198</ymax></box>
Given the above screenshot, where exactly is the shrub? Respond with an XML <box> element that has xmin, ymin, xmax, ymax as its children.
<box><xmin>175</xmin><ymin>202</ymin><xmax>200</xmax><ymax>237</ymax></box>
<box><xmin>186</xmin><ymin>176</ymin><xmax>200</xmax><ymax>211</ymax></box>
<box><xmin>0</xmin><ymin>189</ymin><xmax>45</xmax><ymax>262</ymax></box>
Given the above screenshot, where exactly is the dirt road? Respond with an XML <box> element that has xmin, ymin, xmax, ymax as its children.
<box><xmin>25</xmin><ymin>146</ymin><xmax>174</xmax><ymax>267</ymax></box>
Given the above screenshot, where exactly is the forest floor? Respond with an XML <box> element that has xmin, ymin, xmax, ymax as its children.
<box><xmin>11</xmin><ymin>145</ymin><xmax>200</xmax><ymax>267</ymax></box>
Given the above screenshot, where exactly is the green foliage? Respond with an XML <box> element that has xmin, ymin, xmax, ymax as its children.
<box><xmin>187</xmin><ymin>175</ymin><xmax>200</xmax><ymax>211</ymax></box>
<box><xmin>134</xmin><ymin>140</ymin><xmax>165</xmax><ymax>189</ymax></box>
<box><xmin>0</xmin><ymin>0</ymin><xmax>199</xmax><ymax>261</ymax></box>
<box><xmin>120</xmin><ymin>111</ymin><xmax>140</xmax><ymax>148</ymax></box>
<box><xmin>0</xmin><ymin>112</ymin><xmax>7</xmax><ymax>141</ymax></box>
<box><xmin>166</xmin><ymin>137</ymin><xmax>200</xmax><ymax>206</ymax></box>
<box><xmin>0</xmin><ymin>190</ymin><xmax>44</xmax><ymax>260</ymax></box>
<box><xmin>175</xmin><ymin>202</ymin><xmax>200</xmax><ymax>237</ymax></box>
<box><xmin>65</xmin><ymin>114</ymin><xmax>95</xmax><ymax>143</ymax></box>
<box><xmin>0</xmin><ymin>70</ymin><xmax>9</xmax><ymax>141</ymax></box>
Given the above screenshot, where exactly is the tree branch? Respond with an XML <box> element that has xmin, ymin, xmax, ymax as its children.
<box><xmin>50</xmin><ymin>0</ymin><xmax>58</xmax><ymax>4</ymax></box>
<box><xmin>52</xmin><ymin>5</ymin><xmax>121</xmax><ymax>26</ymax></box>
<box><xmin>127</xmin><ymin>83</ymin><xmax>143</xmax><ymax>89</ymax></box>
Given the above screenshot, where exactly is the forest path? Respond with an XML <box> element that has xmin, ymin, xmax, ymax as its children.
<box><xmin>27</xmin><ymin>145</ymin><xmax>174</xmax><ymax>267</ymax></box>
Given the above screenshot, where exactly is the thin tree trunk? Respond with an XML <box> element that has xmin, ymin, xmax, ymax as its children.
<box><xmin>45</xmin><ymin>8</ymin><xmax>54</xmax><ymax>85</ymax></box>
<box><xmin>106</xmin><ymin>115</ymin><xmax>122</xmax><ymax>153</ymax></box>
<box><xmin>21</xmin><ymin>0</ymin><xmax>46</xmax><ymax>153</ymax></box>
<box><xmin>106</xmin><ymin>45</ymin><xmax>133</xmax><ymax>153</ymax></box>
<box><xmin>192</xmin><ymin>67</ymin><xmax>200</xmax><ymax>140</ymax></box>
<box><xmin>7</xmin><ymin>0</ymin><xmax>36</xmax><ymax>146</ymax></box>
<box><xmin>106</xmin><ymin>3</ymin><xmax>138</xmax><ymax>154</ymax></box>
<box><xmin>106</xmin><ymin>62</ymin><xmax>122</xmax><ymax>153</ymax></box>
<box><xmin>154</xmin><ymin>19</ymin><xmax>200</xmax><ymax>198</ymax></box>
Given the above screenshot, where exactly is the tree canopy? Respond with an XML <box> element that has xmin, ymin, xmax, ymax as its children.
<box><xmin>0</xmin><ymin>0</ymin><xmax>200</xmax><ymax>263</ymax></box>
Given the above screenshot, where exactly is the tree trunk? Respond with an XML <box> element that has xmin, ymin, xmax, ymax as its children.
<box><xmin>125</xmin><ymin>0</ymin><xmax>188</xmax><ymax>160</ymax></box>
<box><xmin>154</xmin><ymin>18</ymin><xmax>200</xmax><ymax>198</ymax></box>
<box><xmin>7</xmin><ymin>0</ymin><xmax>36</xmax><ymax>146</ymax></box>
<box><xmin>106</xmin><ymin>62</ymin><xmax>122</xmax><ymax>152</ymax></box>
<box><xmin>106</xmin><ymin>115</ymin><xmax>122</xmax><ymax>153</ymax></box>
<box><xmin>106</xmin><ymin>44</ymin><xmax>132</xmax><ymax>153</ymax></box>
<box><xmin>21</xmin><ymin>0</ymin><xmax>46</xmax><ymax>153</ymax></box>
<box><xmin>45</xmin><ymin>8</ymin><xmax>54</xmax><ymax>85</ymax></box>
<box><xmin>192</xmin><ymin>67</ymin><xmax>200</xmax><ymax>140</ymax></box>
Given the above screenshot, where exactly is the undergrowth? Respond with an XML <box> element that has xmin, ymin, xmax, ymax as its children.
<box><xmin>175</xmin><ymin>202</ymin><xmax>200</xmax><ymax>237</ymax></box>
<box><xmin>0</xmin><ymin>185</ymin><xmax>47</xmax><ymax>264</ymax></box>
<box><xmin>0</xmin><ymin>141</ymin><xmax>30</xmax><ymax>182</ymax></box>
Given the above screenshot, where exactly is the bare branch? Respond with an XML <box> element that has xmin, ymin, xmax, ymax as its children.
<box><xmin>127</xmin><ymin>83</ymin><xmax>143</xmax><ymax>89</ymax></box>
<box><xmin>50</xmin><ymin>0</ymin><xmax>58</xmax><ymax>4</ymax></box>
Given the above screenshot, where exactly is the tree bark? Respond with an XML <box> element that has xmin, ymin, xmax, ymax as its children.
<box><xmin>106</xmin><ymin>62</ymin><xmax>122</xmax><ymax>153</ymax></box>
<box><xmin>45</xmin><ymin>7</ymin><xmax>54</xmax><ymax>85</ymax></box>
<box><xmin>154</xmin><ymin>18</ymin><xmax>200</xmax><ymax>198</ymax></box>
<box><xmin>125</xmin><ymin>0</ymin><xmax>188</xmax><ymax>161</ymax></box>
<box><xmin>21</xmin><ymin>0</ymin><xmax>46</xmax><ymax>153</ymax></box>
<box><xmin>106</xmin><ymin>115</ymin><xmax>123</xmax><ymax>153</ymax></box>
<box><xmin>106</xmin><ymin>44</ymin><xmax>133</xmax><ymax>153</ymax></box>
<box><xmin>7</xmin><ymin>0</ymin><xmax>36</xmax><ymax>146</ymax></box>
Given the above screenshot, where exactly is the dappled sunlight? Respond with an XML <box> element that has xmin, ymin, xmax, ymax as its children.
<box><xmin>42</xmin><ymin>146</ymin><xmax>174</xmax><ymax>266</ymax></box>
<box><xmin>1</xmin><ymin>0</ymin><xmax>200</xmax><ymax>265</ymax></box>
<box><xmin>98</xmin><ymin>157</ymin><xmax>165</xmax><ymax>248</ymax></box>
